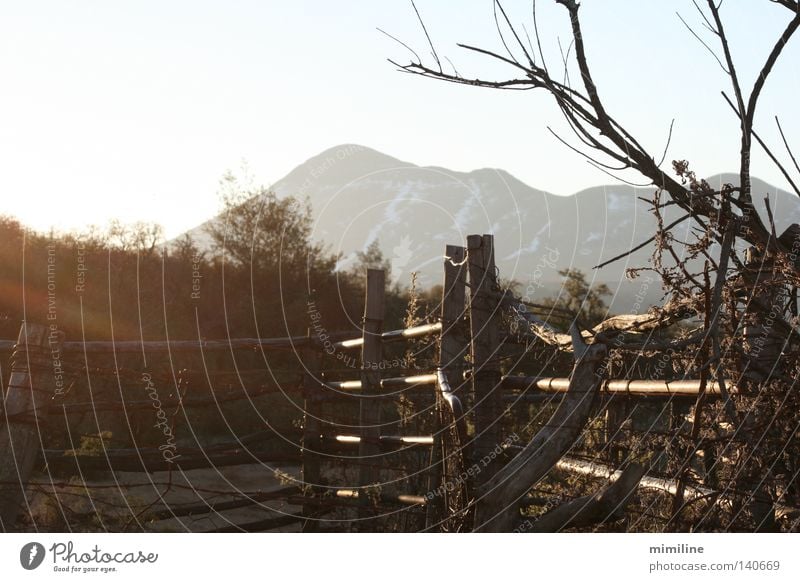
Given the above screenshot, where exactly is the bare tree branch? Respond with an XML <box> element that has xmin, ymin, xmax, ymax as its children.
<box><xmin>411</xmin><ymin>0</ymin><xmax>441</xmax><ymax>72</ymax></box>
<box><xmin>721</xmin><ymin>92</ymin><xmax>800</xmax><ymax>198</ymax></box>
<box><xmin>776</xmin><ymin>115</ymin><xmax>800</xmax><ymax>176</ymax></box>
<box><xmin>473</xmin><ymin>325</ymin><xmax>606</xmax><ymax>532</ymax></box>
<box><xmin>519</xmin><ymin>463</ymin><xmax>646</xmax><ymax>532</ymax></box>
<box><xmin>676</xmin><ymin>11</ymin><xmax>729</xmax><ymax>73</ymax></box>
<box><xmin>771</xmin><ymin>0</ymin><xmax>800</xmax><ymax>13</ymax></box>
<box><xmin>494</xmin><ymin>1</ymin><xmax>537</xmax><ymax>69</ymax></box>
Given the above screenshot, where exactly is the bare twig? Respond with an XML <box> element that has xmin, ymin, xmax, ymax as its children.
<box><xmin>776</xmin><ymin>116</ymin><xmax>800</xmax><ymax>175</ymax></box>
<box><xmin>676</xmin><ymin>11</ymin><xmax>729</xmax><ymax>73</ymax></box>
<box><xmin>594</xmin><ymin>213</ymin><xmax>693</xmax><ymax>270</ymax></box>
<box><xmin>721</xmin><ymin>92</ymin><xmax>800</xmax><ymax>198</ymax></box>
<box><xmin>411</xmin><ymin>0</ymin><xmax>441</xmax><ymax>71</ymax></box>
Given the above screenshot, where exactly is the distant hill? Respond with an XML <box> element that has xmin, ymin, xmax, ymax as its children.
<box><xmin>182</xmin><ymin>144</ymin><xmax>800</xmax><ymax>311</ymax></box>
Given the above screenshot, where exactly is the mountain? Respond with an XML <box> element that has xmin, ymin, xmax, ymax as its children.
<box><xmin>183</xmin><ymin>144</ymin><xmax>800</xmax><ymax>311</ymax></box>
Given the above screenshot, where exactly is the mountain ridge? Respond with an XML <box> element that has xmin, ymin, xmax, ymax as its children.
<box><xmin>181</xmin><ymin>144</ymin><xmax>800</xmax><ymax>310</ymax></box>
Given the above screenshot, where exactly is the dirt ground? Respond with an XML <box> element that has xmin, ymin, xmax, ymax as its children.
<box><xmin>25</xmin><ymin>463</ymin><xmax>305</xmax><ymax>532</ymax></box>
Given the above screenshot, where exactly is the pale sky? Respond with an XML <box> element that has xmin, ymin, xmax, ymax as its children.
<box><xmin>1</xmin><ymin>1</ymin><xmax>798</xmax><ymax>238</ymax></box>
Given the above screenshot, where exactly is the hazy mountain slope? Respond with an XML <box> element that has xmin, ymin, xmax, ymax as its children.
<box><xmin>183</xmin><ymin>144</ymin><xmax>800</xmax><ymax>311</ymax></box>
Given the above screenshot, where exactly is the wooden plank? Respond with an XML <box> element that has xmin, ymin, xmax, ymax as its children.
<box><xmin>0</xmin><ymin>322</ymin><xmax>442</xmax><ymax>354</ymax></box>
<box><xmin>301</xmin><ymin>330</ymin><xmax>323</xmax><ymax>532</ymax></box>
<box><xmin>206</xmin><ymin>513</ymin><xmax>305</xmax><ymax>533</ymax></box>
<box><xmin>0</xmin><ymin>334</ymin><xmax>351</xmax><ymax>353</ymax></box>
<box><xmin>439</xmin><ymin>245</ymin><xmax>468</xmax><ymax>412</ymax></box>
<box><xmin>40</xmin><ymin>382</ymin><xmax>301</xmax><ymax>415</ymax></box>
<box><xmin>321</xmin><ymin>373</ymin><xmax>437</xmax><ymax>391</ymax></box>
<box><xmin>501</xmin><ymin>375</ymin><xmax>735</xmax><ymax>396</ymax></box>
<box><xmin>604</xmin><ymin>395</ymin><xmax>626</xmax><ymax>466</ymax></box>
<box><xmin>0</xmin><ymin>322</ymin><xmax>64</xmax><ymax>530</ymax></box>
<box><xmin>357</xmin><ymin>269</ymin><xmax>385</xmax><ymax>529</ymax></box>
<box><xmin>336</xmin><ymin>489</ymin><xmax>426</xmax><ymax>506</ymax></box>
<box><xmin>554</xmin><ymin>456</ymin><xmax>800</xmax><ymax>521</ymax></box>
<box><xmin>519</xmin><ymin>463</ymin><xmax>646</xmax><ymax>532</ymax></box>
<box><xmin>42</xmin><ymin>448</ymin><xmax>303</xmax><ymax>473</ymax></box>
<box><xmin>146</xmin><ymin>486</ymin><xmax>300</xmax><ymax>520</ymax></box>
<box><xmin>427</xmin><ymin>244</ymin><xmax>468</xmax><ymax>530</ymax></box>
<box><xmin>467</xmin><ymin>234</ymin><xmax>503</xmax><ymax>486</ymax></box>
<box><xmin>474</xmin><ymin>328</ymin><xmax>607</xmax><ymax>532</ymax></box>
<box><xmin>330</xmin><ymin>435</ymin><xmax>432</xmax><ymax>446</ymax></box>
<box><xmin>333</xmin><ymin>322</ymin><xmax>442</xmax><ymax>349</ymax></box>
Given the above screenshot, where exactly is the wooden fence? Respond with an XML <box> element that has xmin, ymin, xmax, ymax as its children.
<box><xmin>0</xmin><ymin>233</ymin><xmax>760</xmax><ymax>533</ymax></box>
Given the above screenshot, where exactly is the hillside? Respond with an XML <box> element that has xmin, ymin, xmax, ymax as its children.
<box><xmin>183</xmin><ymin>144</ymin><xmax>800</xmax><ymax>310</ymax></box>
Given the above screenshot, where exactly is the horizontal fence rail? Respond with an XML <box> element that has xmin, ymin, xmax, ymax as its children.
<box><xmin>553</xmin><ymin>456</ymin><xmax>800</xmax><ymax>521</ymax></box>
<box><xmin>333</xmin><ymin>322</ymin><xmax>442</xmax><ymax>350</ymax></box>
<box><xmin>0</xmin><ymin>322</ymin><xmax>443</xmax><ymax>354</ymax></box>
<box><xmin>501</xmin><ymin>375</ymin><xmax>734</xmax><ymax>397</ymax></box>
<box><xmin>321</xmin><ymin>373</ymin><xmax>438</xmax><ymax>392</ymax></box>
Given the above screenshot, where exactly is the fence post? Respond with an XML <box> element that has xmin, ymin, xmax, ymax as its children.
<box><xmin>301</xmin><ymin>329</ymin><xmax>323</xmax><ymax>532</ymax></box>
<box><xmin>0</xmin><ymin>322</ymin><xmax>64</xmax><ymax>530</ymax></box>
<box><xmin>604</xmin><ymin>395</ymin><xmax>625</xmax><ymax>466</ymax></box>
<box><xmin>467</xmin><ymin>234</ymin><xmax>503</xmax><ymax>487</ymax></box>
<box><xmin>426</xmin><ymin>244</ymin><xmax>469</xmax><ymax>530</ymax></box>
<box><xmin>357</xmin><ymin>269</ymin><xmax>385</xmax><ymax>529</ymax></box>
<box><xmin>440</xmin><ymin>245</ymin><xmax>468</xmax><ymax>409</ymax></box>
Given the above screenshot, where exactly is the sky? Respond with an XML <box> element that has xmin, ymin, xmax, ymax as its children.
<box><xmin>1</xmin><ymin>1</ymin><xmax>798</xmax><ymax>238</ymax></box>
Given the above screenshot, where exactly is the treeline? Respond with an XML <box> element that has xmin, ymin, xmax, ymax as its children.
<box><xmin>0</xmin><ymin>178</ymin><xmax>442</xmax><ymax>449</ymax></box>
<box><xmin>0</xmin><ymin>179</ymin><xmax>417</xmax><ymax>344</ymax></box>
